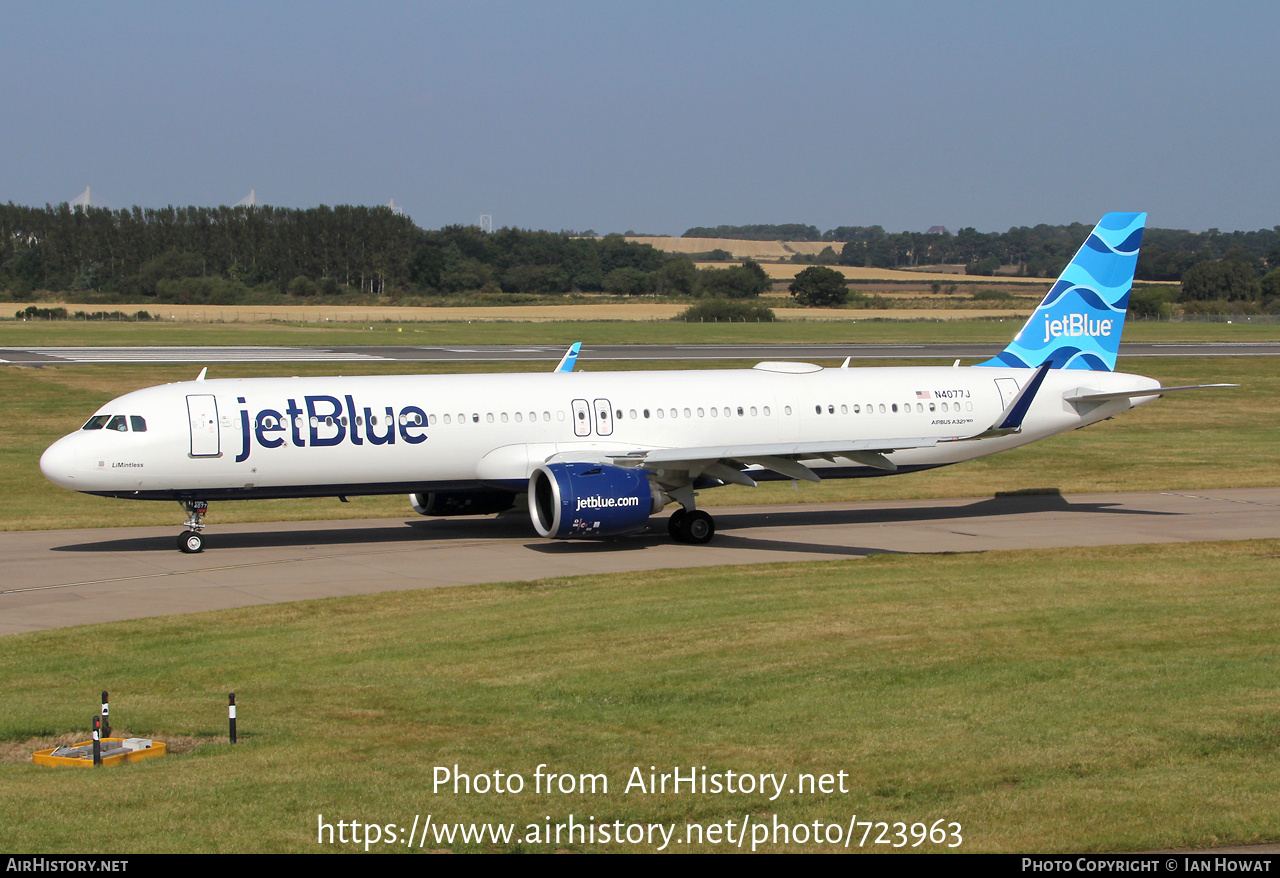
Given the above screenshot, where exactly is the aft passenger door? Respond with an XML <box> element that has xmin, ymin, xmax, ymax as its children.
<box><xmin>993</xmin><ymin>378</ymin><xmax>1020</xmax><ymax>409</ymax></box>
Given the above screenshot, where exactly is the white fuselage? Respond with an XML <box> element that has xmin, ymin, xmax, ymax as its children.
<box><xmin>39</xmin><ymin>362</ymin><xmax>1160</xmax><ymax>502</ymax></box>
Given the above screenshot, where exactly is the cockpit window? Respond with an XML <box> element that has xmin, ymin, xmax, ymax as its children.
<box><xmin>82</xmin><ymin>415</ymin><xmax>111</xmax><ymax>430</ymax></box>
<box><xmin>107</xmin><ymin>415</ymin><xmax>128</xmax><ymax>432</ymax></box>
<box><xmin>130</xmin><ymin>416</ymin><xmax>147</xmax><ymax>433</ymax></box>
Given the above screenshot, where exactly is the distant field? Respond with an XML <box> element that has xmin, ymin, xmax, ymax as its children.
<box><xmin>5</xmin><ymin>300</ymin><xmax>1041</xmax><ymax>324</ymax></box>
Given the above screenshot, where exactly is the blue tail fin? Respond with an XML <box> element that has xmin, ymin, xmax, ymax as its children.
<box><xmin>978</xmin><ymin>212</ymin><xmax>1146</xmax><ymax>371</ymax></box>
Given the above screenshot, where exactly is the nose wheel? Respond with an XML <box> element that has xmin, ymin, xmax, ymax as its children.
<box><xmin>667</xmin><ymin>508</ymin><xmax>715</xmax><ymax>544</ymax></box>
<box><xmin>178</xmin><ymin>500</ymin><xmax>208</xmax><ymax>553</ymax></box>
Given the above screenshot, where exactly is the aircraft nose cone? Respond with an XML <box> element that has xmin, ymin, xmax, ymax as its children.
<box><xmin>40</xmin><ymin>436</ymin><xmax>78</xmax><ymax>487</ymax></box>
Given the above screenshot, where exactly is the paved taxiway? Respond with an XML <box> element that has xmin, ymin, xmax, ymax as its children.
<box><xmin>3</xmin><ymin>341</ymin><xmax>1279</xmax><ymax>365</ymax></box>
<box><xmin>2</xmin><ymin>487</ymin><xmax>1277</xmax><ymax>635</ymax></box>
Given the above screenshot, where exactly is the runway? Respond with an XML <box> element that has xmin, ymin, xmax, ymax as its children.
<box><xmin>3</xmin><ymin>487</ymin><xmax>1277</xmax><ymax>635</ymax></box>
<box><xmin>3</xmin><ymin>341</ymin><xmax>1279</xmax><ymax>365</ymax></box>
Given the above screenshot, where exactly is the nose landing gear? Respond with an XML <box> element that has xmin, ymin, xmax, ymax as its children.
<box><xmin>178</xmin><ymin>500</ymin><xmax>208</xmax><ymax>553</ymax></box>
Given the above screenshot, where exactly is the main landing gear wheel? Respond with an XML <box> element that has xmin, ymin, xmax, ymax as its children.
<box><xmin>681</xmin><ymin>510</ymin><xmax>715</xmax><ymax>544</ymax></box>
<box><xmin>178</xmin><ymin>530</ymin><xmax>204</xmax><ymax>553</ymax></box>
<box><xmin>669</xmin><ymin>509</ymin><xmax>715</xmax><ymax>544</ymax></box>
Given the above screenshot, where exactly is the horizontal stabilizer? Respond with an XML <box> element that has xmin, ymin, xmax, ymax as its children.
<box><xmin>1065</xmin><ymin>383</ymin><xmax>1237</xmax><ymax>403</ymax></box>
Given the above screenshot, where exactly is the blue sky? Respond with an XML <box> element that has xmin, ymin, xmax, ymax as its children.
<box><xmin>2</xmin><ymin>1</ymin><xmax>1276</xmax><ymax>235</ymax></box>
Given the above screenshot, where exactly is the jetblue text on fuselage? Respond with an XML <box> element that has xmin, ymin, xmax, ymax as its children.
<box><xmin>1043</xmin><ymin>313</ymin><xmax>1113</xmax><ymax>344</ymax></box>
<box><xmin>235</xmin><ymin>395</ymin><xmax>428</xmax><ymax>463</ymax></box>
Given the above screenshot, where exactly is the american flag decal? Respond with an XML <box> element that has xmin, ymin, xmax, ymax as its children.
<box><xmin>916</xmin><ymin>390</ymin><xmax>932</xmax><ymax>399</ymax></box>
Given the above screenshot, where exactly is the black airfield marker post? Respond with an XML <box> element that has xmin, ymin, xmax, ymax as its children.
<box><xmin>92</xmin><ymin>716</ymin><xmax>102</xmax><ymax>767</ymax></box>
<box><xmin>228</xmin><ymin>693</ymin><xmax>236</xmax><ymax>744</ymax></box>
<box><xmin>100</xmin><ymin>691</ymin><xmax>110</xmax><ymax>739</ymax></box>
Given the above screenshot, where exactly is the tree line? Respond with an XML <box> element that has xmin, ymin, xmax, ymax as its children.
<box><xmin>0</xmin><ymin>203</ymin><xmax>778</xmax><ymax>304</ymax></box>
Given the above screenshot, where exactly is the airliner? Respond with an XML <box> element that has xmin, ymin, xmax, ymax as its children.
<box><xmin>40</xmin><ymin>212</ymin><xmax>1225</xmax><ymax>552</ymax></box>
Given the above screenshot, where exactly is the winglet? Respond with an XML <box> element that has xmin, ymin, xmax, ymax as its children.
<box><xmin>995</xmin><ymin>361</ymin><xmax>1052</xmax><ymax>431</ymax></box>
<box><xmin>948</xmin><ymin>361</ymin><xmax>1052</xmax><ymax>444</ymax></box>
<box><xmin>554</xmin><ymin>343</ymin><xmax>581</xmax><ymax>373</ymax></box>
<box><xmin>196</xmin><ymin>367</ymin><xmax>208</xmax><ymax>382</ymax></box>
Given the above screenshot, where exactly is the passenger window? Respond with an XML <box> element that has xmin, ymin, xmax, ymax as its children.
<box><xmin>815</xmin><ymin>405</ymin><xmax>821</xmax><ymax>415</ymax></box>
<box><xmin>669</xmin><ymin>408</ymin><xmax>677</xmax><ymax>419</ymax></box>
<box><xmin>515</xmin><ymin>412</ymin><xmax>522</xmax><ymax>422</ymax></box>
<box><xmin>750</xmin><ymin>406</ymin><xmax>757</xmax><ymax>416</ymax></box>
<box><xmin>710</xmin><ymin>408</ymin><xmax>718</xmax><ymax>418</ymax></box>
<box><xmin>617</xmin><ymin>409</ymin><xmax>623</xmax><ymax>420</ymax></box>
<box><xmin>472</xmin><ymin>413</ymin><xmax>479</xmax><ymax>423</ymax></box>
<box><xmin>444</xmin><ymin>414</ymin><xmax>452</xmax><ymax>425</ymax></box>
<box><xmin>107</xmin><ymin>415</ymin><xmax>128</xmax><ymax>432</ymax></box>
<box><xmin>683</xmin><ymin>408</ymin><xmax>691</xmax><ymax>418</ymax></box>
<box><xmin>501</xmin><ymin>413</ymin><xmax>509</xmax><ymax>423</ymax></box>
<box><xmin>643</xmin><ymin>409</ymin><xmax>650</xmax><ymax>419</ymax></box>
<box><xmin>784</xmin><ymin>406</ymin><xmax>792</xmax><ymax>416</ymax></box>
<box><xmin>723</xmin><ymin>407</ymin><xmax>730</xmax><ymax>417</ymax></box>
<box><xmin>763</xmin><ymin>406</ymin><xmax>771</xmax><ymax>416</ymax></box>
<box><xmin>879</xmin><ymin>404</ymin><xmax>887</xmax><ymax>413</ymax></box>
<box><xmin>697</xmin><ymin>407</ymin><xmax>705</xmax><ymax>417</ymax></box>
<box><xmin>630</xmin><ymin>409</ymin><xmax>637</xmax><ymax>419</ymax></box>
<box><xmin>657</xmin><ymin>409</ymin><xmax>665</xmax><ymax>419</ymax></box>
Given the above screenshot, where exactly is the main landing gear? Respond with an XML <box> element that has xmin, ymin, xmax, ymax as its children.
<box><xmin>178</xmin><ymin>500</ymin><xmax>208</xmax><ymax>553</ymax></box>
<box><xmin>667</xmin><ymin>507</ymin><xmax>715</xmax><ymax>544</ymax></box>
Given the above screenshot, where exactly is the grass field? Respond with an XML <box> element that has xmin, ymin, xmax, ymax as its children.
<box><xmin>2</xmin><ymin>540</ymin><xmax>1278</xmax><ymax>852</ymax></box>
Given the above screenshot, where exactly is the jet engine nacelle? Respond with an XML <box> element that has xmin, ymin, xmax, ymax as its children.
<box><xmin>410</xmin><ymin>490</ymin><xmax>519</xmax><ymax>516</ymax></box>
<box><xmin>528</xmin><ymin>463</ymin><xmax>666</xmax><ymax>539</ymax></box>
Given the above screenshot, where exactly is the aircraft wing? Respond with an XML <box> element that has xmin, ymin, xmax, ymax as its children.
<box><xmin>603</xmin><ymin>436</ymin><xmax>946</xmax><ymax>484</ymax></box>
